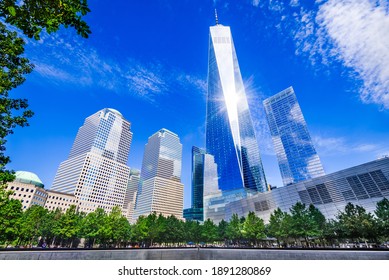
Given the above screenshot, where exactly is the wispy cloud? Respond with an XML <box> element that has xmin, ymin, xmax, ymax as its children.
<box><xmin>315</xmin><ymin>0</ymin><xmax>389</xmax><ymax>109</ymax></box>
<box><xmin>312</xmin><ymin>135</ymin><xmax>380</xmax><ymax>156</ymax></box>
<box><xmin>248</xmin><ymin>0</ymin><xmax>389</xmax><ymax>110</ymax></box>
<box><xmin>26</xmin><ymin>32</ymin><xmax>205</xmax><ymax>104</ymax></box>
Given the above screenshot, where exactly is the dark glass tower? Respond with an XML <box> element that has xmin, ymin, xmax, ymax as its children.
<box><xmin>263</xmin><ymin>87</ymin><xmax>325</xmax><ymax>185</ymax></box>
<box><xmin>184</xmin><ymin>147</ymin><xmax>206</xmax><ymax>221</ymax></box>
<box><xmin>206</xmin><ymin>23</ymin><xmax>267</xmax><ymax>193</ymax></box>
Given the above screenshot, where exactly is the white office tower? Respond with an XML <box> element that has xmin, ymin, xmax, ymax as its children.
<box><xmin>51</xmin><ymin>108</ymin><xmax>133</xmax><ymax>213</ymax></box>
<box><xmin>133</xmin><ymin>128</ymin><xmax>184</xmax><ymax>221</ymax></box>
<box><xmin>123</xmin><ymin>169</ymin><xmax>140</xmax><ymax>223</ymax></box>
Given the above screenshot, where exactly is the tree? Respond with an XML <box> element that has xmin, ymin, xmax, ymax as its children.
<box><xmin>201</xmin><ymin>219</ymin><xmax>218</xmax><ymax>244</ymax></box>
<box><xmin>375</xmin><ymin>198</ymin><xmax>389</xmax><ymax>240</ymax></box>
<box><xmin>336</xmin><ymin>202</ymin><xmax>377</xmax><ymax>243</ymax></box>
<box><xmin>0</xmin><ymin>1</ymin><xmax>91</xmax><ymax>40</ymax></box>
<box><xmin>0</xmin><ymin>0</ymin><xmax>91</xmax><ymax>183</ymax></box>
<box><xmin>267</xmin><ymin>208</ymin><xmax>291</xmax><ymax>246</ymax></box>
<box><xmin>289</xmin><ymin>202</ymin><xmax>318</xmax><ymax>246</ymax></box>
<box><xmin>18</xmin><ymin>205</ymin><xmax>48</xmax><ymax>246</ymax></box>
<box><xmin>183</xmin><ymin>220</ymin><xmax>201</xmax><ymax>245</ymax></box>
<box><xmin>105</xmin><ymin>206</ymin><xmax>131</xmax><ymax>247</ymax></box>
<box><xmin>242</xmin><ymin>212</ymin><xmax>266</xmax><ymax>247</ymax></box>
<box><xmin>226</xmin><ymin>214</ymin><xmax>243</xmax><ymax>245</ymax></box>
<box><xmin>217</xmin><ymin>219</ymin><xmax>228</xmax><ymax>243</ymax></box>
<box><xmin>54</xmin><ymin>205</ymin><xmax>82</xmax><ymax>247</ymax></box>
<box><xmin>307</xmin><ymin>204</ymin><xmax>326</xmax><ymax>239</ymax></box>
<box><xmin>0</xmin><ymin>22</ymin><xmax>33</xmax><ymax>184</ymax></box>
<box><xmin>163</xmin><ymin>215</ymin><xmax>183</xmax><ymax>246</ymax></box>
<box><xmin>0</xmin><ymin>196</ymin><xmax>22</xmax><ymax>245</ymax></box>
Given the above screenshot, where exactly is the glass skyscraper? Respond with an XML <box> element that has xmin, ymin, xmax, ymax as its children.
<box><xmin>206</xmin><ymin>22</ymin><xmax>267</xmax><ymax>194</ymax></box>
<box><xmin>263</xmin><ymin>87</ymin><xmax>325</xmax><ymax>186</ymax></box>
<box><xmin>184</xmin><ymin>146</ymin><xmax>206</xmax><ymax>221</ymax></box>
<box><xmin>51</xmin><ymin>108</ymin><xmax>133</xmax><ymax>213</ymax></box>
<box><xmin>133</xmin><ymin>128</ymin><xmax>184</xmax><ymax>220</ymax></box>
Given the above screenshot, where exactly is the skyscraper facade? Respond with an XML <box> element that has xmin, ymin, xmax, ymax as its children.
<box><xmin>51</xmin><ymin>108</ymin><xmax>132</xmax><ymax>213</ymax></box>
<box><xmin>133</xmin><ymin>128</ymin><xmax>183</xmax><ymax>220</ymax></box>
<box><xmin>206</xmin><ymin>23</ymin><xmax>267</xmax><ymax>194</ymax></box>
<box><xmin>123</xmin><ymin>168</ymin><xmax>140</xmax><ymax>223</ymax></box>
<box><xmin>184</xmin><ymin>146</ymin><xmax>206</xmax><ymax>221</ymax></box>
<box><xmin>263</xmin><ymin>87</ymin><xmax>325</xmax><ymax>186</ymax></box>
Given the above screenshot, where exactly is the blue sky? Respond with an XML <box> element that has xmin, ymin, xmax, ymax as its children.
<box><xmin>7</xmin><ymin>0</ymin><xmax>389</xmax><ymax>208</ymax></box>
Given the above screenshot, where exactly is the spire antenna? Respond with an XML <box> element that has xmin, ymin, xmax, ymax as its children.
<box><xmin>215</xmin><ymin>9</ymin><xmax>219</xmax><ymax>25</ymax></box>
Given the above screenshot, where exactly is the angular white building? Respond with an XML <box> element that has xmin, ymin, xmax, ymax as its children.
<box><xmin>133</xmin><ymin>128</ymin><xmax>183</xmax><ymax>220</ymax></box>
<box><xmin>51</xmin><ymin>108</ymin><xmax>132</xmax><ymax>214</ymax></box>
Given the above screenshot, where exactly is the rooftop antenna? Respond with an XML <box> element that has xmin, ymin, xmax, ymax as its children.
<box><xmin>215</xmin><ymin>9</ymin><xmax>219</xmax><ymax>25</ymax></box>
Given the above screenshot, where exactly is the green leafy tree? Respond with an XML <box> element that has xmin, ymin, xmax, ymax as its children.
<box><xmin>0</xmin><ymin>0</ymin><xmax>91</xmax><ymax>183</ymax></box>
<box><xmin>18</xmin><ymin>205</ymin><xmax>48</xmax><ymax>246</ymax></box>
<box><xmin>105</xmin><ymin>206</ymin><xmax>131</xmax><ymax>247</ymax></box>
<box><xmin>289</xmin><ymin>202</ymin><xmax>317</xmax><ymax>246</ymax></box>
<box><xmin>201</xmin><ymin>219</ymin><xmax>218</xmax><ymax>244</ymax></box>
<box><xmin>54</xmin><ymin>205</ymin><xmax>82</xmax><ymax>247</ymax></box>
<box><xmin>242</xmin><ymin>211</ymin><xmax>266</xmax><ymax>247</ymax></box>
<box><xmin>336</xmin><ymin>202</ymin><xmax>377</xmax><ymax>243</ymax></box>
<box><xmin>41</xmin><ymin>208</ymin><xmax>62</xmax><ymax>246</ymax></box>
<box><xmin>267</xmin><ymin>208</ymin><xmax>291</xmax><ymax>246</ymax></box>
<box><xmin>308</xmin><ymin>204</ymin><xmax>326</xmax><ymax>239</ymax></box>
<box><xmin>0</xmin><ymin>23</ymin><xmax>33</xmax><ymax>183</ymax></box>
<box><xmin>132</xmin><ymin>215</ymin><xmax>149</xmax><ymax>246</ymax></box>
<box><xmin>184</xmin><ymin>220</ymin><xmax>201</xmax><ymax>245</ymax></box>
<box><xmin>163</xmin><ymin>215</ymin><xmax>183</xmax><ymax>246</ymax></box>
<box><xmin>226</xmin><ymin>214</ymin><xmax>243</xmax><ymax>245</ymax></box>
<box><xmin>375</xmin><ymin>198</ymin><xmax>389</xmax><ymax>240</ymax></box>
<box><xmin>1</xmin><ymin>0</ymin><xmax>91</xmax><ymax>40</ymax></box>
<box><xmin>0</xmin><ymin>195</ymin><xmax>22</xmax><ymax>245</ymax></box>
<box><xmin>217</xmin><ymin>219</ymin><xmax>228</xmax><ymax>243</ymax></box>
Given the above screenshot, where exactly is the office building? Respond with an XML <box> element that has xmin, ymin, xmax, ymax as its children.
<box><xmin>264</xmin><ymin>87</ymin><xmax>325</xmax><ymax>185</ymax></box>
<box><xmin>184</xmin><ymin>147</ymin><xmax>206</xmax><ymax>221</ymax></box>
<box><xmin>133</xmin><ymin>128</ymin><xmax>183</xmax><ymax>220</ymax></box>
<box><xmin>6</xmin><ymin>171</ymin><xmax>48</xmax><ymax>210</ymax></box>
<box><xmin>123</xmin><ymin>169</ymin><xmax>140</xmax><ymax>223</ymax></box>
<box><xmin>51</xmin><ymin>108</ymin><xmax>132</xmax><ymax>214</ymax></box>
<box><xmin>206</xmin><ymin>21</ymin><xmax>267</xmax><ymax>193</ymax></box>
<box><xmin>204</xmin><ymin>20</ymin><xmax>267</xmax><ymax>221</ymax></box>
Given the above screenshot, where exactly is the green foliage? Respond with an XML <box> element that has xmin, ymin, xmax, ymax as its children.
<box><xmin>0</xmin><ymin>195</ymin><xmax>22</xmax><ymax>244</ymax></box>
<box><xmin>0</xmin><ymin>22</ymin><xmax>34</xmax><ymax>180</ymax></box>
<box><xmin>241</xmin><ymin>212</ymin><xmax>266</xmax><ymax>246</ymax></box>
<box><xmin>226</xmin><ymin>213</ymin><xmax>243</xmax><ymax>244</ymax></box>
<box><xmin>105</xmin><ymin>206</ymin><xmax>131</xmax><ymax>246</ymax></box>
<box><xmin>184</xmin><ymin>220</ymin><xmax>201</xmax><ymax>244</ymax></box>
<box><xmin>267</xmin><ymin>208</ymin><xmax>291</xmax><ymax>245</ymax></box>
<box><xmin>375</xmin><ymin>198</ymin><xmax>389</xmax><ymax>240</ymax></box>
<box><xmin>54</xmin><ymin>205</ymin><xmax>82</xmax><ymax>246</ymax></box>
<box><xmin>18</xmin><ymin>205</ymin><xmax>48</xmax><ymax>245</ymax></box>
<box><xmin>201</xmin><ymin>219</ymin><xmax>218</xmax><ymax>243</ymax></box>
<box><xmin>336</xmin><ymin>202</ymin><xmax>377</xmax><ymax>242</ymax></box>
<box><xmin>217</xmin><ymin>219</ymin><xmax>228</xmax><ymax>242</ymax></box>
<box><xmin>164</xmin><ymin>215</ymin><xmax>184</xmax><ymax>245</ymax></box>
<box><xmin>0</xmin><ymin>0</ymin><xmax>91</xmax><ymax>40</ymax></box>
<box><xmin>0</xmin><ymin>0</ymin><xmax>90</xmax><ymax>183</ymax></box>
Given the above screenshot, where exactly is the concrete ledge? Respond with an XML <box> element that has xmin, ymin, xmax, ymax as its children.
<box><xmin>1</xmin><ymin>248</ymin><xmax>389</xmax><ymax>260</ymax></box>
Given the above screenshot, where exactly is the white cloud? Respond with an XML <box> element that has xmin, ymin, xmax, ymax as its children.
<box><xmin>312</xmin><ymin>135</ymin><xmax>379</xmax><ymax>156</ymax></box>
<box><xmin>315</xmin><ymin>0</ymin><xmax>389</xmax><ymax>109</ymax></box>
<box><xmin>252</xmin><ymin>0</ymin><xmax>261</xmax><ymax>7</ymax></box>
<box><xmin>26</xmin><ymin>32</ymin><xmax>205</xmax><ymax>104</ymax></box>
<box><xmin>289</xmin><ymin>0</ymin><xmax>300</xmax><ymax>7</ymax></box>
<box><xmin>250</xmin><ymin>0</ymin><xmax>389</xmax><ymax>110</ymax></box>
